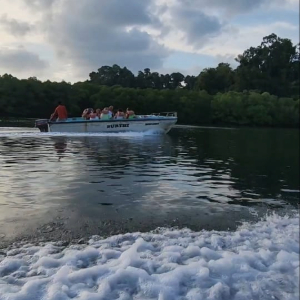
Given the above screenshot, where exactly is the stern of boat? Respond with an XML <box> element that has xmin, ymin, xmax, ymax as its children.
<box><xmin>35</xmin><ymin>119</ymin><xmax>49</xmax><ymax>132</ymax></box>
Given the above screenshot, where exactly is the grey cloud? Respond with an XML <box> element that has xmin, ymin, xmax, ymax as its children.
<box><xmin>0</xmin><ymin>47</ymin><xmax>48</xmax><ymax>74</ymax></box>
<box><xmin>202</xmin><ymin>0</ymin><xmax>268</xmax><ymax>12</ymax></box>
<box><xmin>0</xmin><ymin>15</ymin><xmax>32</xmax><ymax>36</ymax></box>
<box><xmin>35</xmin><ymin>0</ymin><xmax>169</xmax><ymax>77</ymax></box>
<box><xmin>171</xmin><ymin>7</ymin><xmax>223</xmax><ymax>47</ymax></box>
<box><xmin>82</xmin><ymin>0</ymin><xmax>154</xmax><ymax>27</ymax></box>
<box><xmin>23</xmin><ymin>0</ymin><xmax>56</xmax><ymax>10</ymax></box>
<box><xmin>177</xmin><ymin>0</ymin><xmax>272</xmax><ymax>14</ymax></box>
<box><xmin>18</xmin><ymin>0</ymin><xmax>249</xmax><ymax>79</ymax></box>
<box><xmin>24</xmin><ymin>0</ymin><xmax>157</xmax><ymax>26</ymax></box>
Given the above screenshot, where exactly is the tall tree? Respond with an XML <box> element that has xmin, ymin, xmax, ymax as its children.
<box><xmin>89</xmin><ymin>64</ymin><xmax>135</xmax><ymax>87</ymax></box>
<box><xmin>170</xmin><ymin>72</ymin><xmax>185</xmax><ymax>89</ymax></box>
<box><xmin>184</xmin><ymin>75</ymin><xmax>197</xmax><ymax>90</ymax></box>
<box><xmin>235</xmin><ymin>33</ymin><xmax>299</xmax><ymax>97</ymax></box>
<box><xmin>195</xmin><ymin>63</ymin><xmax>234</xmax><ymax>94</ymax></box>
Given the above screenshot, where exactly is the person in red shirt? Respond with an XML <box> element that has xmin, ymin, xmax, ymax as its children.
<box><xmin>50</xmin><ymin>101</ymin><xmax>68</xmax><ymax>121</ymax></box>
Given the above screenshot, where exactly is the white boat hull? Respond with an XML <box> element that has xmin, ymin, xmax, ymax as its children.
<box><xmin>48</xmin><ymin>118</ymin><xmax>177</xmax><ymax>134</ymax></box>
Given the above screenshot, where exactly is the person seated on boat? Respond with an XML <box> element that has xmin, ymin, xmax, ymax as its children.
<box><xmin>108</xmin><ymin>106</ymin><xmax>114</xmax><ymax>119</ymax></box>
<box><xmin>114</xmin><ymin>109</ymin><xmax>125</xmax><ymax>119</ymax></box>
<box><xmin>82</xmin><ymin>108</ymin><xmax>93</xmax><ymax>120</ymax></box>
<box><xmin>50</xmin><ymin>101</ymin><xmax>68</xmax><ymax>121</ymax></box>
<box><xmin>100</xmin><ymin>107</ymin><xmax>110</xmax><ymax>120</ymax></box>
<box><xmin>126</xmin><ymin>108</ymin><xmax>136</xmax><ymax>119</ymax></box>
<box><xmin>82</xmin><ymin>108</ymin><xmax>89</xmax><ymax>119</ymax></box>
<box><xmin>95</xmin><ymin>108</ymin><xmax>101</xmax><ymax>119</ymax></box>
<box><xmin>89</xmin><ymin>109</ymin><xmax>99</xmax><ymax>120</ymax></box>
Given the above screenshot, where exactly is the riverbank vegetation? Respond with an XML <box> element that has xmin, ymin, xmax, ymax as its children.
<box><xmin>0</xmin><ymin>34</ymin><xmax>299</xmax><ymax>127</ymax></box>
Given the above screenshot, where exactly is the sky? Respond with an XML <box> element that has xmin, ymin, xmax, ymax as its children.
<box><xmin>0</xmin><ymin>0</ymin><xmax>299</xmax><ymax>82</ymax></box>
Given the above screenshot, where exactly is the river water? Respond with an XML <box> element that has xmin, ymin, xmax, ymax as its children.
<box><xmin>0</xmin><ymin>125</ymin><xmax>299</xmax><ymax>300</ymax></box>
<box><xmin>0</xmin><ymin>125</ymin><xmax>298</xmax><ymax>244</ymax></box>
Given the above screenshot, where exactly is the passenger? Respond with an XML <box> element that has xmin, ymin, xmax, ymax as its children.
<box><xmin>51</xmin><ymin>101</ymin><xmax>68</xmax><ymax>121</ymax></box>
<box><xmin>82</xmin><ymin>108</ymin><xmax>93</xmax><ymax>120</ymax></box>
<box><xmin>82</xmin><ymin>108</ymin><xmax>89</xmax><ymax>119</ymax></box>
<box><xmin>89</xmin><ymin>109</ymin><xmax>99</xmax><ymax>120</ymax></box>
<box><xmin>95</xmin><ymin>108</ymin><xmax>101</xmax><ymax>119</ymax></box>
<box><xmin>100</xmin><ymin>107</ymin><xmax>110</xmax><ymax>120</ymax></box>
<box><xmin>108</xmin><ymin>106</ymin><xmax>114</xmax><ymax>119</ymax></box>
<box><xmin>126</xmin><ymin>108</ymin><xmax>136</xmax><ymax>119</ymax></box>
<box><xmin>115</xmin><ymin>109</ymin><xmax>125</xmax><ymax>119</ymax></box>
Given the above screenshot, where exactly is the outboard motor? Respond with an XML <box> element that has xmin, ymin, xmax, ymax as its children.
<box><xmin>35</xmin><ymin>119</ymin><xmax>49</xmax><ymax>132</ymax></box>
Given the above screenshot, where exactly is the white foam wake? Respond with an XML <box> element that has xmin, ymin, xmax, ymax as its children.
<box><xmin>0</xmin><ymin>212</ymin><xmax>299</xmax><ymax>300</ymax></box>
<box><xmin>0</xmin><ymin>128</ymin><xmax>162</xmax><ymax>138</ymax></box>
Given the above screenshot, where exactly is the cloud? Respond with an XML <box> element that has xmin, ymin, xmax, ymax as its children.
<box><xmin>171</xmin><ymin>7</ymin><xmax>223</xmax><ymax>47</ymax></box>
<box><xmin>0</xmin><ymin>0</ymin><xmax>297</xmax><ymax>82</ymax></box>
<box><xmin>83</xmin><ymin>0</ymin><xmax>156</xmax><ymax>27</ymax></box>
<box><xmin>198</xmin><ymin>0</ymin><xmax>267</xmax><ymax>13</ymax></box>
<box><xmin>22</xmin><ymin>0</ymin><xmax>170</xmax><ymax>79</ymax></box>
<box><xmin>199</xmin><ymin>21</ymin><xmax>300</xmax><ymax>58</ymax></box>
<box><xmin>0</xmin><ymin>14</ymin><xmax>32</xmax><ymax>36</ymax></box>
<box><xmin>175</xmin><ymin>0</ymin><xmax>293</xmax><ymax>16</ymax></box>
<box><xmin>23</xmin><ymin>0</ymin><xmax>57</xmax><ymax>11</ymax></box>
<box><xmin>0</xmin><ymin>47</ymin><xmax>48</xmax><ymax>76</ymax></box>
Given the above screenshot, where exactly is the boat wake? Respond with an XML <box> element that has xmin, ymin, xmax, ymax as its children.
<box><xmin>0</xmin><ymin>212</ymin><xmax>298</xmax><ymax>300</ymax></box>
<box><xmin>0</xmin><ymin>128</ymin><xmax>164</xmax><ymax>138</ymax></box>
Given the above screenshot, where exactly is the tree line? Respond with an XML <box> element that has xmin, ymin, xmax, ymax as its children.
<box><xmin>0</xmin><ymin>33</ymin><xmax>299</xmax><ymax>127</ymax></box>
<box><xmin>89</xmin><ymin>33</ymin><xmax>299</xmax><ymax>98</ymax></box>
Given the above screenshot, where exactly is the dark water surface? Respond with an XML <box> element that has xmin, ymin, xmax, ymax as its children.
<box><xmin>0</xmin><ymin>126</ymin><xmax>299</xmax><ymax>245</ymax></box>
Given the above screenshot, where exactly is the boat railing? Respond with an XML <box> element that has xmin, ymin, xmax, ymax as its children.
<box><xmin>150</xmin><ymin>112</ymin><xmax>177</xmax><ymax>117</ymax></box>
<box><xmin>42</xmin><ymin>112</ymin><xmax>177</xmax><ymax>124</ymax></box>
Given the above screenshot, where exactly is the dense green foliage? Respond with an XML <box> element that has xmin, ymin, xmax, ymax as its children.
<box><xmin>0</xmin><ymin>33</ymin><xmax>299</xmax><ymax>127</ymax></box>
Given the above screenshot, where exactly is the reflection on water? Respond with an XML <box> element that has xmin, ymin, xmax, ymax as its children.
<box><xmin>53</xmin><ymin>137</ymin><xmax>67</xmax><ymax>160</ymax></box>
<box><xmin>0</xmin><ymin>126</ymin><xmax>299</xmax><ymax>240</ymax></box>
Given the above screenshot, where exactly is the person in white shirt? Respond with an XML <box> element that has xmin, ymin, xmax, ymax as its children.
<box><xmin>108</xmin><ymin>106</ymin><xmax>114</xmax><ymax>119</ymax></box>
<box><xmin>114</xmin><ymin>109</ymin><xmax>125</xmax><ymax>119</ymax></box>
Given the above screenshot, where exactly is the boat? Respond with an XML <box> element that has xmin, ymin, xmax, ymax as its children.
<box><xmin>35</xmin><ymin>112</ymin><xmax>177</xmax><ymax>134</ymax></box>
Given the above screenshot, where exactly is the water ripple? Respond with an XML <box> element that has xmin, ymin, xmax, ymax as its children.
<box><xmin>0</xmin><ymin>126</ymin><xmax>298</xmax><ymax>239</ymax></box>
